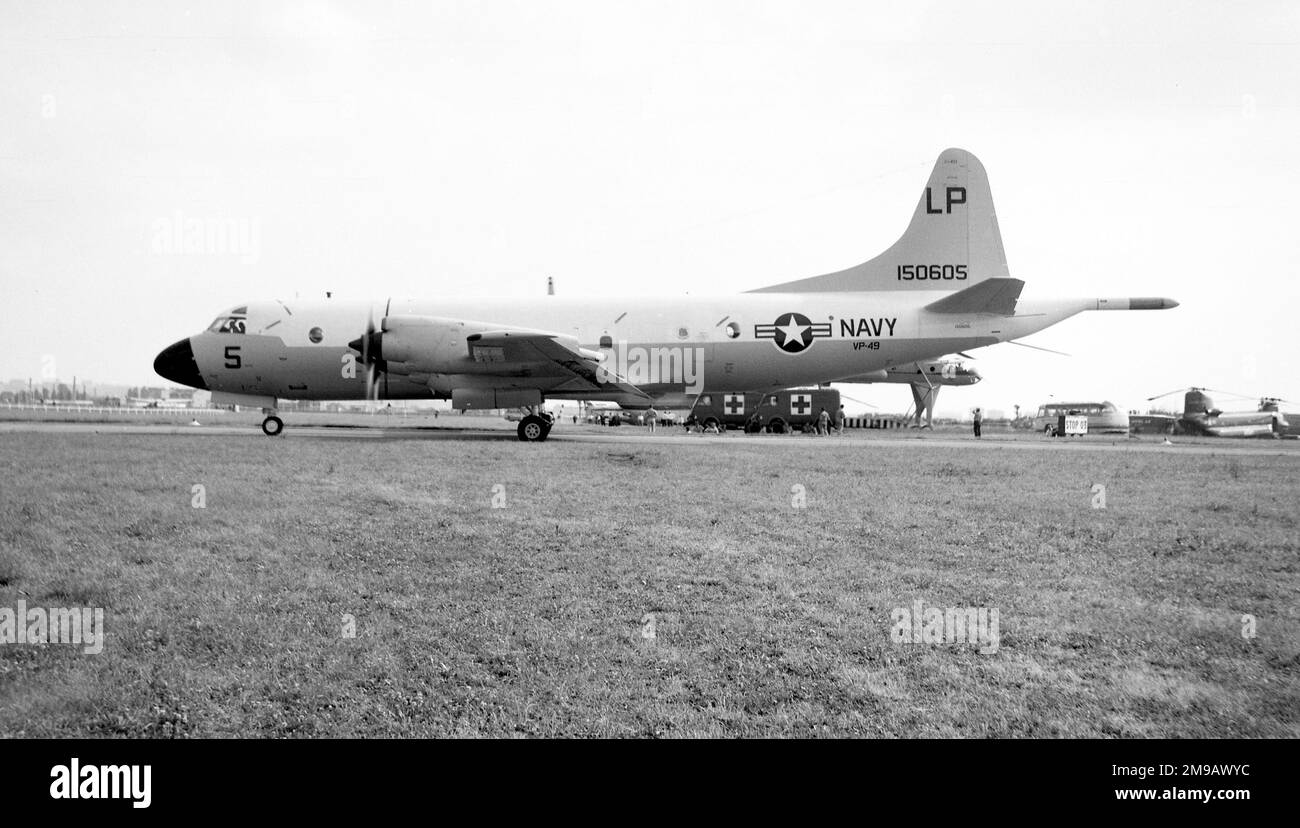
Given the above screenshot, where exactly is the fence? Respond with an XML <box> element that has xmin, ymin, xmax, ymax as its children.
<box><xmin>0</xmin><ymin>404</ymin><xmax>229</xmax><ymax>415</ymax></box>
<box><xmin>844</xmin><ymin>417</ymin><xmax>906</xmax><ymax>429</ymax></box>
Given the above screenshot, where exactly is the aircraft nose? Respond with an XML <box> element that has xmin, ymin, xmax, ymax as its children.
<box><xmin>153</xmin><ymin>338</ymin><xmax>207</xmax><ymax>389</ymax></box>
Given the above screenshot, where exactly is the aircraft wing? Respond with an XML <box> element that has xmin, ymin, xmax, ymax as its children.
<box><xmin>466</xmin><ymin>329</ymin><xmax>651</xmax><ymax>399</ymax></box>
<box><xmin>925</xmin><ymin>278</ymin><xmax>1024</xmax><ymax>315</ymax></box>
<box><xmin>376</xmin><ymin>315</ymin><xmax>651</xmax><ymax>400</ymax></box>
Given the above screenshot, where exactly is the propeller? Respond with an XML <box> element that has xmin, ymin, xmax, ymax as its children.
<box><xmin>1146</xmin><ymin>387</ymin><xmax>1193</xmax><ymax>403</ymax></box>
<box><xmin>1147</xmin><ymin>387</ymin><xmax>1257</xmax><ymax>403</ymax></box>
<box><xmin>346</xmin><ymin>309</ymin><xmax>387</xmax><ymax>404</ymax></box>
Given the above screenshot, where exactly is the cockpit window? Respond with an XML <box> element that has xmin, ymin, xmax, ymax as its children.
<box><xmin>208</xmin><ymin>315</ymin><xmax>247</xmax><ymax>334</ymax></box>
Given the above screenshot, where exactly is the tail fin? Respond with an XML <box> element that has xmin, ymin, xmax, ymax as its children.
<box><xmin>749</xmin><ymin>148</ymin><xmax>1010</xmax><ymax>293</ymax></box>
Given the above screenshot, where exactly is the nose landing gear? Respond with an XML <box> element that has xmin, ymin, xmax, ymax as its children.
<box><xmin>261</xmin><ymin>411</ymin><xmax>284</xmax><ymax>437</ymax></box>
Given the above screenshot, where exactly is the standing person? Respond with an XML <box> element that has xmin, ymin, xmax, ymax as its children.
<box><xmin>972</xmin><ymin>407</ymin><xmax>983</xmax><ymax>438</ymax></box>
<box><xmin>835</xmin><ymin>404</ymin><xmax>846</xmax><ymax>434</ymax></box>
<box><xmin>645</xmin><ymin>406</ymin><xmax>659</xmax><ymax>433</ymax></box>
<box><xmin>817</xmin><ymin>407</ymin><xmax>831</xmax><ymax>435</ymax></box>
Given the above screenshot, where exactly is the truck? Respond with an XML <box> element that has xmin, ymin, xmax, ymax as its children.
<box><xmin>688</xmin><ymin>388</ymin><xmax>841</xmax><ymax>434</ymax></box>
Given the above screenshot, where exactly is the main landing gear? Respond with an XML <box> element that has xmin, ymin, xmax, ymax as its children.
<box><xmin>261</xmin><ymin>410</ymin><xmax>284</xmax><ymax>437</ymax></box>
<box><xmin>516</xmin><ymin>408</ymin><xmax>554</xmax><ymax>442</ymax></box>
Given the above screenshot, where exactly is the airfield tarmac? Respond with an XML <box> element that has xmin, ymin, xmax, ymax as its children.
<box><xmin>1</xmin><ymin>420</ymin><xmax>1297</xmax><ymax>737</ymax></box>
<box><xmin>2</xmin><ymin>419</ymin><xmax>1299</xmax><ymax>458</ymax></box>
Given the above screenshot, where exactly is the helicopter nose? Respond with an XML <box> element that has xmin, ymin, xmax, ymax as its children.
<box><xmin>153</xmin><ymin>338</ymin><xmax>207</xmax><ymax>389</ymax></box>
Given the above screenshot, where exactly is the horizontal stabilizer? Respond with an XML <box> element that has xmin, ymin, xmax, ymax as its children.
<box><xmin>925</xmin><ymin>278</ymin><xmax>1024</xmax><ymax>315</ymax></box>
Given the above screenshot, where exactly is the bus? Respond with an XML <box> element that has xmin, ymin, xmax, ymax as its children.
<box><xmin>1032</xmin><ymin>401</ymin><xmax>1129</xmax><ymax>435</ymax></box>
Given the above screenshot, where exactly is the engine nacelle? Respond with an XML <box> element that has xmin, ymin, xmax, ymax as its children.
<box><xmin>379</xmin><ymin>316</ymin><xmax>481</xmax><ymax>371</ymax></box>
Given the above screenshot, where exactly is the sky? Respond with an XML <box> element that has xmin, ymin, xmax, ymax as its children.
<box><xmin>2</xmin><ymin>0</ymin><xmax>1297</xmax><ymax>417</ymax></box>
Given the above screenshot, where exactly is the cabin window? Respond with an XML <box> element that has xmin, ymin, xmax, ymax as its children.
<box><xmin>700</xmin><ymin>395</ymin><xmax>712</xmax><ymax>406</ymax></box>
<box><xmin>599</xmin><ymin>335</ymin><xmax>613</xmax><ymax>348</ymax></box>
<box><xmin>725</xmin><ymin>321</ymin><xmax>741</xmax><ymax>339</ymax></box>
<box><xmin>308</xmin><ymin>327</ymin><xmax>324</xmax><ymax>343</ymax></box>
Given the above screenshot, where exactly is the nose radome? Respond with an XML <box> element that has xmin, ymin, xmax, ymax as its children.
<box><xmin>153</xmin><ymin>338</ymin><xmax>207</xmax><ymax>389</ymax></box>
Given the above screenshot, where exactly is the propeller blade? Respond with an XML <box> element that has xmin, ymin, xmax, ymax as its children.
<box><xmin>346</xmin><ymin>308</ymin><xmax>385</xmax><ymax>406</ymax></box>
<box><xmin>1200</xmin><ymin>388</ymin><xmax>1258</xmax><ymax>401</ymax></box>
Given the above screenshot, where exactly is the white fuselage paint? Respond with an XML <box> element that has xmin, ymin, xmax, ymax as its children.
<box><xmin>188</xmin><ymin>293</ymin><xmax>1103</xmax><ymax>403</ymax></box>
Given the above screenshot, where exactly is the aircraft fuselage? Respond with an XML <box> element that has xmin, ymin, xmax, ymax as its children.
<box><xmin>162</xmin><ymin>293</ymin><xmax>1101</xmax><ymax>405</ymax></box>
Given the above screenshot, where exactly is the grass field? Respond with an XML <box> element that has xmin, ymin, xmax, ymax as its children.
<box><xmin>0</xmin><ymin>429</ymin><xmax>1297</xmax><ymax>737</ymax></box>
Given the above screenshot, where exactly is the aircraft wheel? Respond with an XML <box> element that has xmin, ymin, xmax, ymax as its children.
<box><xmin>768</xmin><ymin>418</ymin><xmax>788</xmax><ymax>435</ymax></box>
<box><xmin>262</xmin><ymin>416</ymin><xmax>284</xmax><ymax>437</ymax></box>
<box><xmin>518</xmin><ymin>415</ymin><xmax>548</xmax><ymax>442</ymax></box>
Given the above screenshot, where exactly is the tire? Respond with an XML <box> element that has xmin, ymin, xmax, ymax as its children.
<box><xmin>702</xmin><ymin>417</ymin><xmax>721</xmax><ymax>432</ymax></box>
<box><xmin>517</xmin><ymin>415</ymin><xmax>548</xmax><ymax>442</ymax></box>
<box><xmin>768</xmin><ymin>418</ymin><xmax>787</xmax><ymax>434</ymax></box>
<box><xmin>261</xmin><ymin>416</ymin><xmax>284</xmax><ymax>437</ymax></box>
<box><xmin>1044</xmin><ymin>424</ymin><xmax>1055</xmax><ymax>436</ymax></box>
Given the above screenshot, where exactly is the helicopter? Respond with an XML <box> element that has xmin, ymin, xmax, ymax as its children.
<box><xmin>1146</xmin><ymin>387</ymin><xmax>1290</xmax><ymax>438</ymax></box>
